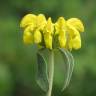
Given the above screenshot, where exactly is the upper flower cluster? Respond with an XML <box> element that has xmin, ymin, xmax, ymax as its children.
<box><xmin>20</xmin><ymin>13</ymin><xmax>84</xmax><ymax>50</ymax></box>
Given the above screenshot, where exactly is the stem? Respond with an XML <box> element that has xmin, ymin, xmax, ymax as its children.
<box><xmin>47</xmin><ymin>51</ymin><xmax>54</xmax><ymax>96</ymax></box>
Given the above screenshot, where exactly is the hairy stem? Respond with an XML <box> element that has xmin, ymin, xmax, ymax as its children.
<box><xmin>47</xmin><ymin>51</ymin><xmax>54</xmax><ymax>96</ymax></box>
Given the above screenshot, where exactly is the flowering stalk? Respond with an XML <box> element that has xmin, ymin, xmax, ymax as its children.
<box><xmin>47</xmin><ymin>50</ymin><xmax>54</xmax><ymax>96</ymax></box>
<box><xmin>20</xmin><ymin>13</ymin><xmax>84</xmax><ymax>96</ymax></box>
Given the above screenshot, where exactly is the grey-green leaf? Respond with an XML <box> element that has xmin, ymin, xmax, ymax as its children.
<box><xmin>36</xmin><ymin>50</ymin><xmax>49</xmax><ymax>92</ymax></box>
<box><xmin>59</xmin><ymin>48</ymin><xmax>74</xmax><ymax>91</ymax></box>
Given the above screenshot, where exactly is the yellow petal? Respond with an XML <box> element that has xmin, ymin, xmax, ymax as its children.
<box><xmin>68</xmin><ymin>37</ymin><xmax>73</xmax><ymax>50</ymax></box>
<box><xmin>20</xmin><ymin>14</ymin><xmax>36</xmax><ymax>28</ymax></box>
<box><xmin>55</xmin><ymin>17</ymin><xmax>66</xmax><ymax>35</ymax></box>
<box><xmin>44</xmin><ymin>33</ymin><xmax>52</xmax><ymax>49</ymax></box>
<box><xmin>23</xmin><ymin>27</ymin><xmax>33</xmax><ymax>44</ymax></box>
<box><xmin>58</xmin><ymin>31</ymin><xmax>66</xmax><ymax>48</ymax></box>
<box><xmin>67</xmin><ymin>18</ymin><xmax>84</xmax><ymax>32</ymax></box>
<box><xmin>72</xmin><ymin>36</ymin><xmax>81</xmax><ymax>49</ymax></box>
<box><xmin>67</xmin><ymin>24</ymin><xmax>80</xmax><ymax>37</ymax></box>
<box><xmin>44</xmin><ymin>17</ymin><xmax>54</xmax><ymax>34</ymax></box>
<box><xmin>34</xmin><ymin>30</ymin><xmax>42</xmax><ymax>44</ymax></box>
<box><xmin>37</xmin><ymin>14</ymin><xmax>47</xmax><ymax>30</ymax></box>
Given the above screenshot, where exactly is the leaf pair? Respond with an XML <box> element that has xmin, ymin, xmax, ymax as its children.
<box><xmin>36</xmin><ymin>48</ymin><xmax>74</xmax><ymax>92</ymax></box>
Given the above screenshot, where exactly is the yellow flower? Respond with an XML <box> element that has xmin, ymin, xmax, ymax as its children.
<box><xmin>23</xmin><ymin>25</ymin><xmax>42</xmax><ymax>44</ymax></box>
<box><xmin>66</xmin><ymin>18</ymin><xmax>84</xmax><ymax>50</ymax></box>
<box><xmin>20</xmin><ymin>14</ymin><xmax>46</xmax><ymax>45</ymax></box>
<box><xmin>20</xmin><ymin>13</ymin><xmax>84</xmax><ymax>50</ymax></box>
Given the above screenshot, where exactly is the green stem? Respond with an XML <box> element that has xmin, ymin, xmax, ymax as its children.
<box><xmin>47</xmin><ymin>50</ymin><xmax>54</xmax><ymax>96</ymax></box>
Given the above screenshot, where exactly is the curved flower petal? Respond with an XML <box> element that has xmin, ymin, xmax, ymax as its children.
<box><xmin>68</xmin><ymin>33</ymin><xmax>81</xmax><ymax>50</ymax></box>
<box><xmin>37</xmin><ymin>14</ymin><xmax>47</xmax><ymax>30</ymax></box>
<box><xmin>20</xmin><ymin>14</ymin><xmax>36</xmax><ymax>28</ymax></box>
<box><xmin>44</xmin><ymin>33</ymin><xmax>52</xmax><ymax>49</ymax></box>
<box><xmin>58</xmin><ymin>31</ymin><xmax>66</xmax><ymax>48</ymax></box>
<box><xmin>67</xmin><ymin>24</ymin><xmax>80</xmax><ymax>37</ymax></box>
<box><xmin>67</xmin><ymin>18</ymin><xmax>84</xmax><ymax>32</ymax></box>
<box><xmin>23</xmin><ymin>27</ymin><xmax>33</xmax><ymax>44</ymax></box>
<box><xmin>72</xmin><ymin>36</ymin><xmax>81</xmax><ymax>49</ymax></box>
<box><xmin>68</xmin><ymin>37</ymin><xmax>73</xmax><ymax>50</ymax></box>
<box><xmin>34</xmin><ymin>30</ymin><xmax>42</xmax><ymax>44</ymax></box>
<box><xmin>55</xmin><ymin>17</ymin><xmax>66</xmax><ymax>35</ymax></box>
<box><xmin>44</xmin><ymin>17</ymin><xmax>54</xmax><ymax>34</ymax></box>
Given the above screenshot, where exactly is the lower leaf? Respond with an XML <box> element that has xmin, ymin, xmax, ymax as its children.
<box><xmin>59</xmin><ymin>48</ymin><xmax>74</xmax><ymax>91</ymax></box>
<box><xmin>36</xmin><ymin>49</ymin><xmax>49</xmax><ymax>92</ymax></box>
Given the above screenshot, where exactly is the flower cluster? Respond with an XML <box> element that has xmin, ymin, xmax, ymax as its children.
<box><xmin>20</xmin><ymin>14</ymin><xmax>84</xmax><ymax>50</ymax></box>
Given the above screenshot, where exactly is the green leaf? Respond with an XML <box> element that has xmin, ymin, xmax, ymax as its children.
<box><xmin>59</xmin><ymin>48</ymin><xmax>74</xmax><ymax>91</ymax></box>
<box><xmin>36</xmin><ymin>49</ymin><xmax>49</xmax><ymax>92</ymax></box>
